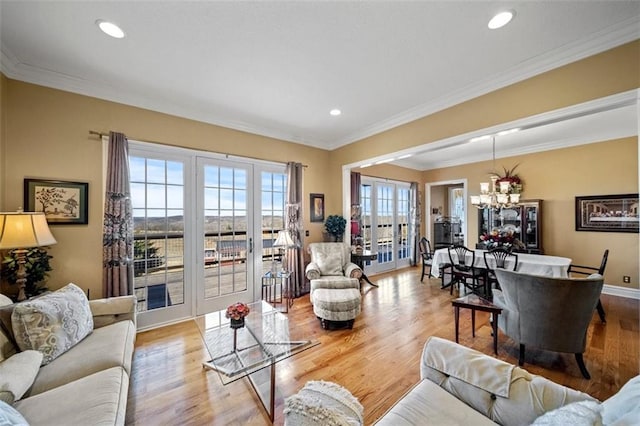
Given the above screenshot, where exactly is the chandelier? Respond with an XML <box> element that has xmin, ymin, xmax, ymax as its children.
<box><xmin>470</xmin><ymin>134</ymin><xmax>521</xmax><ymax>210</ymax></box>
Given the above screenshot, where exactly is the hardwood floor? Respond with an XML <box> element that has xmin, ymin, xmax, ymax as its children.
<box><xmin>126</xmin><ymin>267</ymin><xmax>639</xmax><ymax>425</ymax></box>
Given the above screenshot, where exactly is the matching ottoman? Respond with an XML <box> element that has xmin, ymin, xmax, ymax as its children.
<box><xmin>284</xmin><ymin>380</ymin><xmax>364</xmax><ymax>426</ymax></box>
<box><xmin>312</xmin><ymin>288</ymin><xmax>361</xmax><ymax>329</ymax></box>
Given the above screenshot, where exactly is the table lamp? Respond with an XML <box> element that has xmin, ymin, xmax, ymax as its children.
<box><xmin>273</xmin><ymin>230</ymin><xmax>296</xmax><ymax>273</ymax></box>
<box><xmin>0</xmin><ymin>211</ymin><xmax>57</xmax><ymax>301</ymax></box>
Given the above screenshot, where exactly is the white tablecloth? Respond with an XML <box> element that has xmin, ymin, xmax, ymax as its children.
<box><xmin>431</xmin><ymin>248</ymin><xmax>572</xmax><ymax>278</ymax></box>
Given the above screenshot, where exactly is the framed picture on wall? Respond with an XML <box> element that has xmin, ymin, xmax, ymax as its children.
<box><xmin>575</xmin><ymin>193</ymin><xmax>638</xmax><ymax>233</ymax></box>
<box><xmin>24</xmin><ymin>179</ymin><xmax>89</xmax><ymax>225</ymax></box>
<box><xmin>310</xmin><ymin>193</ymin><xmax>325</xmax><ymax>223</ymax></box>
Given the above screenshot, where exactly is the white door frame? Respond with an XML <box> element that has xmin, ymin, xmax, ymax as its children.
<box><xmin>425</xmin><ymin>179</ymin><xmax>468</xmax><ymax>247</ymax></box>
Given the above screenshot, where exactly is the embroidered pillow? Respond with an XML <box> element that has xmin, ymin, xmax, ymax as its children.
<box><xmin>11</xmin><ymin>283</ymin><xmax>93</xmax><ymax>365</ymax></box>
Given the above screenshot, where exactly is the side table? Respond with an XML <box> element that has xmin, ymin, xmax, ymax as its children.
<box><xmin>452</xmin><ymin>294</ymin><xmax>502</xmax><ymax>355</ymax></box>
<box><xmin>262</xmin><ymin>270</ymin><xmax>293</xmax><ymax>313</ymax></box>
<box><xmin>350</xmin><ymin>250</ymin><xmax>378</xmax><ymax>287</ymax></box>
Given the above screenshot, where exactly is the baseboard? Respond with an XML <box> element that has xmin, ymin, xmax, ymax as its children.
<box><xmin>602</xmin><ymin>284</ymin><xmax>640</xmax><ymax>300</ymax></box>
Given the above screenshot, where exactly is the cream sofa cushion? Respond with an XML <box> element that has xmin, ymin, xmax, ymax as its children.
<box><xmin>25</xmin><ymin>319</ymin><xmax>135</xmax><ymax>397</ymax></box>
<box><xmin>12</xmin><ymin>283</ymin><xmax>94</xmax><ymax>365</ymax></box>
<box><xmin>374</xmin><ymin>379</ymin><xmax>497</xmax><ymax>425</ymax></box>
<box><xmin>14</xmin><ymin>367</ymin><xmax>128</xmax><ymax>426</ymax></box>
<box><xmin>419</xmin><ymin>337</ymin><xmax>596</xmax><ymax>425</ymax></box>
<box><xmin>0</xmin><ymin>350</ymin><xmax>43</xmax><ymax>401</ymax></box>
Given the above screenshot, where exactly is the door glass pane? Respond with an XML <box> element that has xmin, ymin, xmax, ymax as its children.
<box><xmin>130</xmin><ymin>156</ymin><xmax>185</xmax><ymax>313</ymax></box>
<box><xmin>261</xmin><ymin>172</ymin><xmax>286</xmax><ymax>276</ymax></box>
<box><xmin>203</xmin><ymin>164</ymin><xmax>249</xmax><ymax>301</ymax></box>
<box><xmin>397</xmin><ymin>187</ymin><xmax>410</xmax><ymax>261</ymax></box>
<box><xmin>377</xmin><ymin>184</ymin><xmax>394</xmax><ymax>264</ymax></box>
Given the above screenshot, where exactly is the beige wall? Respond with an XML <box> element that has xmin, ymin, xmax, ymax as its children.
<box><xmin>2</xmin><ymin>80</ymin><xmax>330</xmax><ymax>298</ymax></box>
<box><xmin>1</xmin><ymin>40</ymin><xmax>638</xmax><ymax>298</ymax></box>
<box><xmin>423</xmin><ymin>137</ymin><xmax>639</xmax><ymax>288</ymax></box>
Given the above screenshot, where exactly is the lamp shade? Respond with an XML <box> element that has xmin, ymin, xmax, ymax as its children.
<box><xmin>0</xmin><ymin>212</ymin><xmax>57</xmax><ymax>249</ymax></box>
<box><xmin>273</xmin><ymin>230</ymin><xmax>295</xmax><ymax>248</ymax></box>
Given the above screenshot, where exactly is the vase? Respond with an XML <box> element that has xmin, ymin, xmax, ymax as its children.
<box><xmin>230</xmin><ymin>318</ymin><xmax>245</xmax><ymax>329</ymax></box>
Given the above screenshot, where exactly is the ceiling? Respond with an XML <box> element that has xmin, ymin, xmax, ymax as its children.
<box><xmin>1</xmin><ymin>1</ymin><xmax>639</xmax><ymax>170</ymax></box>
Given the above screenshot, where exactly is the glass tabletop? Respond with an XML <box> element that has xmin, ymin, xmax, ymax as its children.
<box><xmin>194</xmin><ymin>300</ymin><xmax>318</xmax><ymax>384</ymax></box>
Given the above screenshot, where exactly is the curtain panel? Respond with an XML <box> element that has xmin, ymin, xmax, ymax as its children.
<box><xmin>409</xmin><ymin>182</ymin><xmax>421</xmax><ymax>266</ymax></box>
<box><xmin>285</xmin><ymin>162</ymin><xmax>306</xmax><ymax>296</ymax></box>
<box><xmin>103</xmin><ymin>131</ymin><xmax>134</xmax><ymax>297</ymax></box>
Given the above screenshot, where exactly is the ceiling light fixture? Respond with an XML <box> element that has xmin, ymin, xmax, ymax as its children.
<box><xmin>374</xmin><ymin>158</ymin><xmax>395</xmax><ymax>165</ymax></box>
<box><xmin>397</xmin><ymin>154</ymin><xmax>413</xmax><ymax>159</ymax></box>
<box><xmin>360</xmin><ymin>163</ymin><xmax>372</xmax><ymax>168</ymax></box>
<box><xmin>470</xmin><ymin>134</ymin><xmax>522</xmax><ymax>210</ymax></box>
<box><xmin>96</xmin><ymin>19</ymin><xmax>125</xmax><ymax>38</ymax></box>
<box><xmin>488</xmin><ymin>10</ymin><xmax>515</xmax><ymax>29</ymax></box>
<box><xmin>329</xmin><ymin>109</ymin><xmax>342</xmax><ymax>116</ymax></box>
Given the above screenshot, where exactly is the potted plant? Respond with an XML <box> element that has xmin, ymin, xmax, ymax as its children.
<box><xmin>2</xmin><ymin>247</ymin><xmax>53</xmax><ymax>298</ymax></box>
<box><xmin>324</xmin><ymin>215</ymin><xmax>347</xmax><ymax>242</ymax></box>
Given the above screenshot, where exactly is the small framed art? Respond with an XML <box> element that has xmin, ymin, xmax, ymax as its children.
<box><xmin>310</xmin><ymin>193</ymin><xmax>325</xmax><ymax>223</ymax></box>
<box><xmin>24</xmin><ymin>179</ymin><xmax>89</xmax><ymax>225</ymax></box>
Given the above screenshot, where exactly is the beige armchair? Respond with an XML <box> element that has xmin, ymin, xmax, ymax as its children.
<box><xmin>493</xmin><ymin>269</ymin><xmax>604</xmax><ymax>379</ymax></box>
<box><xmin>305</xmin><ymin>243</ymin><xmax>363</xmax><ymax>329</ymax></box>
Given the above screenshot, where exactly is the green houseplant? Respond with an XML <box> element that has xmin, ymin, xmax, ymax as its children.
<box><xmin>324</xmin><ymin>215</ymin><xmax>347</xmax><ymax>242</ymax></box>
<box><xmin>2</xmin><ymin>247</ymin><xmax>53</xmax><ymax>298</ymax></box>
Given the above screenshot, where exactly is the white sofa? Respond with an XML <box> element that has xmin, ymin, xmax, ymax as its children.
<box><xmin>0</xmin><ymin>286</ymin><xmax>136</xmax><ymax>425</ymax></box>
<box><xmin>375</xmin><ymin>336</ymin><xmax>640</xmax><ymax>425</ymax></box>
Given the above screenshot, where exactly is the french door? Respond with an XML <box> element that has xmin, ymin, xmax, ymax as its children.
<box><xmin>361</xmin><ymin>178</ymin><xmax>412</xmax><ymax>275</ymax></box>
<box><xmin>196</xmin><ymin>158</ymin><xmax>253</xmax><ymax>315</ymax></box>
<box><xmin>129</xmin><ymin>141</ymin><xmax>285</xmax><ymax>327</ymax></box>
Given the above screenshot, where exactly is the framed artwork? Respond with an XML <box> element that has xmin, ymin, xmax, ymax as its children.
<box><xmin>575</xmin><ymin>193</ymin><xmax>638</xmax><ymax>233</ymax></box>
<box><xmin>24</xmin><ymin>179</ymin><xmax>89</xmax><ymax>225</ymax></box>
<box><xmin>310</xmin><ymin>193</ymin><xmax>325</xmax><ymax>223</ymax></box>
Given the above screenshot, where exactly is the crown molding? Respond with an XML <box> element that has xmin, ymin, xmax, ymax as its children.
<box><xmin>2</xmin><ymin>17</ymin><xmax>638</xmax><ymax>151</ymax></box>
<box><xmin>330</xmin><ymin>16</ymin><xmax>640</xmax><ymax>149</ymax></box>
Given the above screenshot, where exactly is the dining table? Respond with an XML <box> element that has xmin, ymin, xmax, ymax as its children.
<box><xmin>431</xmin><ymin>247</ymin><xmax>572</xmax><ymax>278</ymax></box>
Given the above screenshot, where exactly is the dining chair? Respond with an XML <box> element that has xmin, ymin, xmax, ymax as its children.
<box><xmin>418</xmin><ymin>237</ymin><xmax>434</xmax><ymax>282</ymax></box>
<box><xmin>568</xmin><ymin>249</ymin><xmax>609</xmax><ymax>323</ymax></box>
<box><xmin>483</xmin><ymin>247</ymin><xmax>518</xmax><ymax>295</ymax></box>
<box><xmin>447</xmin><ymin>245</ymin><xmax>487</xmax><ymax>297</ymax></box>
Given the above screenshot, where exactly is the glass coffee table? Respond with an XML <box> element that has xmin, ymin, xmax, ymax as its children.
<box><xmin>195</xmin><ymin>300</ymin><xmax>318</xmax><ymax>422</ymax></box>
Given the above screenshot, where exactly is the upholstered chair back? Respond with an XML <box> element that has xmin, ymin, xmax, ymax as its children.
<box><xmin>493</xmin><ymin>269</ymin><xmax>604</xmax><ymax>354</ymax></box>
<box><xmin>308</xmin><ymin>243</ymin><xmax>353</xmax><ymax>276</ymax></box>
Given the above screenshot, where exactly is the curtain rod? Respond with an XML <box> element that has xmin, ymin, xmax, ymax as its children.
<box><xmin>89</xmin><ymin>130</ymin><xmax>307</xmax><ymax>167</ymax></box>
<box><xmin>89</xmin><ymin>130</ymin><xmax>109</xmax><ymax>138</ymax></box>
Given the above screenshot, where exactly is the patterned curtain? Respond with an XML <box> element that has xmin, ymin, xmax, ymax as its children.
<box><xmin>103</xmin><ymin>131</ymin><xmax>134</xmax><ymax>297</ymax></box>
<box><xmin>409</xmin><ymin>182</ymin><xmax>421</xmax><ymax>266</ymax></box>
<box><xmin>350</xmin><ymin>171</ymin><xmax>362</xmax><ymax>245</ymax></box>
<box><xmin>285</xmin><ymin>162</ymin><xmax>306</xmax><ymax>296</ymax></box>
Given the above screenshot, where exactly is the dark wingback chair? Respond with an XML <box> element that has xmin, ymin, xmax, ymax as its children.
<box><xmin>568</xmin><ymin>249</ymin><xmax>609</xmax><ymax>323</ymax></box>
<box><xmin>418</xmin><ymin>237</ymin><xmax>434</xmax><ymax>282</ymax></box>
<box><xmin>493</xmin><ymin>269</ymin><xmax>604</xmax><ymax>379</ymax></box>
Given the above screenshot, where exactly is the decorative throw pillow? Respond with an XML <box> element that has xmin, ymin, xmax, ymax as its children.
<box><xmin>0</xmin><ymin>400</ymin><xmax>29</xmax><ymax>425</ymax></box>
<box><xmin>0</xmin><ymin>350</ymin><xmax>43</xmax><ymax>401</ymax></box>
<box><xmin>11</xmin><ymin>283</ymin><xmax>93</xmax><ymax>365</ymax></box>
<box><xmin>532</xmin><ymin>400</ymin><xmax>603</xmax><ymax>426</ymax></box>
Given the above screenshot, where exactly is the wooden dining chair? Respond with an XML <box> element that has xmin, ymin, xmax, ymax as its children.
<box><xmin>447</xmin><ymin>245</ymin><xmax>487</xmax><ymax>297</ymax></box>
<box><xmin>418</xmin><ymin>237</ymin><xmax>434</xmax><ymax>282</ymax></box>
<box><xmin>568</xmin><ymin>249</ymin><xmax>609</xmax><ymax>323</ymax></box>
<box><xmin>483</xmin><ymin>247</ymin><xmax>518</xmax><ymax>296</ymax></box>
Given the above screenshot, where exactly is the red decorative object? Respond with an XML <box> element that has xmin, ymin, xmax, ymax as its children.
<box><xmin>226</xmin><ymin>302</ymin><xmax>250</xmax><ymax>320</ymax></box>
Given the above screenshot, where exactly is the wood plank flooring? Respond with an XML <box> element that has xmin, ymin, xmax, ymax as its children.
<box><xmin>126</xmin><ymin>267</ymin><xmax>639</xmax><ymax>425</ymax></box>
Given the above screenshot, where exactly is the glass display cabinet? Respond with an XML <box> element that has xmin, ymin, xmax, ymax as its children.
<box><xmin>477</xmin><ymin>199</ymin><xmax>543</xmax><ymax>254</ymax></box>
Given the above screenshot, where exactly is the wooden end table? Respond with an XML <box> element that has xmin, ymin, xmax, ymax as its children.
<box><xmin>452</xmin><ymin>294</ymin><xmax>502</xmax><ymax>355</ymax></box>
<box><xmin>351</xmin><ymin>250</ymin><xmax>378</xmax><ymax>287</ymax></box>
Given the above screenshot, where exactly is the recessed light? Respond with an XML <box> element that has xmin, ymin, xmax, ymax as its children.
<box><xmin>470</xmin><ymin>135</ymin><xmax>491</xmax><ymax>142</ymax></box>
<box><xmin>374</xmin><ymin>158</ymin><xmax>395</xmax><ymax>165</ymax></box>
<box><xmin>488</xmin><ymin>11</ymin><xmax>515</xmax><ymax>29</ymax></box>
<box><xmin>497</xmin><ymin>128</ymin><xmax>521</xmax><ymax>136</ymax></box>
<box><xmin>329</xmin><ymin>109</ymin><xmax>342</xmax><ymax>116</ymax></box>
<box><xmin>397</xmin><ymin>154</ymin><xmax>413</xmax><ymax>159</ymax></box>
<box><xmin>96</xmin><ymin>19</ymin><xmax>125</xmax><ymax>38</ymax></box>
<box><xmin>360</xmin><ymin>163</ymin><xmax>373</xmax><ymax>168</ymax></box>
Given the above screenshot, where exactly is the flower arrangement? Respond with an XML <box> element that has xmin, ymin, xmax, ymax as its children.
<box><xmin>480</xmin><ymin>230</ymin><xmax>518</xmax><ymax>249</ymax></box>
<box><xmin>225</xmin><ymin>302</ymin><xmax>251</xmax><ymax>320</ymax></box>
<box><xmin>493</xmin><ymin>165</ymin><xmax>523</xmax><ymax>194</ymax></box>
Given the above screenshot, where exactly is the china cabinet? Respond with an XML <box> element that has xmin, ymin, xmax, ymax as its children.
<box><xmin>477</xmin><ymin>199</ymin><xmax>543</xmax><ymax>254</ymax></box>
